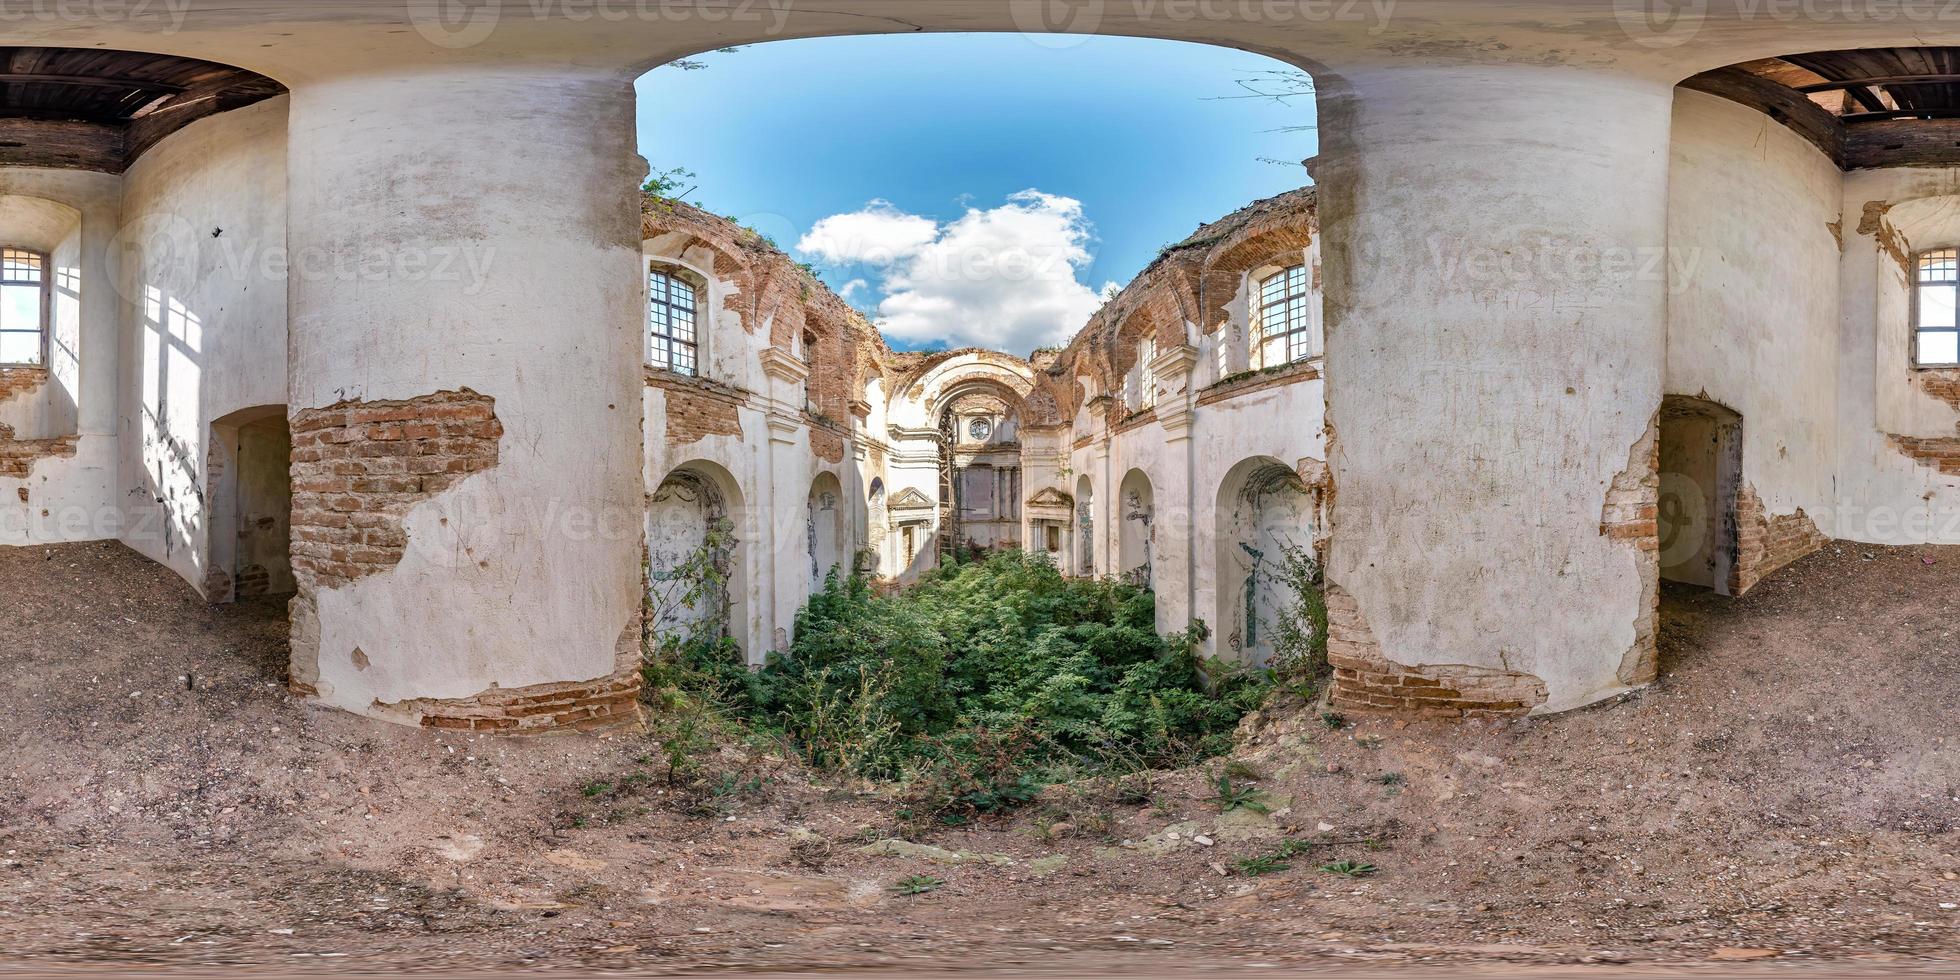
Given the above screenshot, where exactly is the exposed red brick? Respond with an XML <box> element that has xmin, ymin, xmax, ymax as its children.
<box><xmin>0</xmin><ymin>365</ymin><xmax>47</xmax><ymax>405</ymax></box>
<box><xmin>1889</xmin><ymin>432</ymin><xmax>1960</xmax><ymax>476</ymax></box>
<box><xmin>809</xmin><ymin>422</ymin><xmax>844</xmax><ymax>464</ymax></box>
<box><xmin>1912</xmin><ymin>368</ymin><xmax>1960</xmax><ymax>412</ymax></box>
<box><xmin>647</xmin><ymin>369</ymin><xmax>745</xmax><ymax>446</ymax></box>
<box><xmin>0</xmin><ymin>421</ymin><xmax>77</xmax><ymax>480</ymax></box>
<box><xmin>1728</xmin><ymin>483</ymin><xmax>1826</xmax><ymax>595</ymax></box>
<box><xmin>380</xmin><ymin>621</ymin><xmax>645</xmax><ymax>735</ymax></box>
<box><xmin>1325</xmin><ymin>585</ymin><xmax>1549</xmax><ymax>718</ymax></box>
<box><xmin>289</xmin><ymin>389</ymin><xmax>501</xmax><ymax>591</ymax></box>
<box><xmin>1598</xmin><ymin>415</ymin><xmax>1659</xmax><ymax>687</ymax></box>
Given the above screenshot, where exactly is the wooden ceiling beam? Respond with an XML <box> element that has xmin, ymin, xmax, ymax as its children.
<box><xmin>0</xmin><ymin>72</ymin><xmax>186</xmax><ymax>93</ymax></box>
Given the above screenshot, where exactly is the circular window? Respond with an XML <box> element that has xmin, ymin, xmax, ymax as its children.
<box><xmin>968</xmin><ymin>417</ymin><xmax>993</xmax><ymax>441</ymax></box>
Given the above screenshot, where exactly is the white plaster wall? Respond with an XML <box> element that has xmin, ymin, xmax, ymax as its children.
<box><xmin>116</xmin><ymin>96</ymin><xmax>289</xmax><ymax>595</ymax></box>
<box><xmin>1318</xmin><ymin>65</ymin><xmax>1674</xmax><ymax>714</ymax></box>
<box><xmin>1837</xmin><ymin>168</ymin><xmax>1960</xmax><ymax>543</ymax></box>
<box><xmin>1190</xmin><ymin>375</ymin><xmax>1326</xmax><ymax>658</ymax></box>
<box><xmin>1666</xmin><ymin>91</ymin><xmax>1843</xmax><ymax>534</ymax></box>
<box><xmin>286</xmin><ymin>69</ymin><xmax>643</xmax><ymax>713</ymax></box>
<box><xmin>645</xmin><ymin>387</ymin><xmax>774</xmax><ymax>663</ymax></box>
<box><xmin>1064</xmin><ymin>368</ymin><xmax>1325</xmax><ymax>655</ymax></box>
<box><xmin>0</xmin><ymin>169</ymin><xmax>123</xmax><ymax>546</ymax></box>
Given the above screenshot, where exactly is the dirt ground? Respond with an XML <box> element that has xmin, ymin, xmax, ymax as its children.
<box><xmin>0</xmin><ymin>539</ymin><xmax>1957</xmax><ymax>977</ymax></box>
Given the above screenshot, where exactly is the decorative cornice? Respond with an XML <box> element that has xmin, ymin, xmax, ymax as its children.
<box><xmin>759</xmin><ymin>347</ymin><xmax>810</xmax><ymax>384</ymax></box>
<box><xmin>1150</xmin><ymin>343</ymin><xmax>1200</xmax><ymax>378</ymax></box>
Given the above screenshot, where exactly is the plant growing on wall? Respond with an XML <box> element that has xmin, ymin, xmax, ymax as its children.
<box><xmin>1267</xmin><ymin>542</ymin><xmax>1328</xmax><ymax>690</ymax></box>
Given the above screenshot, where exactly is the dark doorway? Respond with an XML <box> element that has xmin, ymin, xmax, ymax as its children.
<box><xmin>209</xmin><ymin>405</ymin><xmax>294</xmax><ymax>602</ymax></box>
<box><xmin>1658</xmin><ymin>396</ymin><xmax>1742</xmax><ymax>595</ymax></box>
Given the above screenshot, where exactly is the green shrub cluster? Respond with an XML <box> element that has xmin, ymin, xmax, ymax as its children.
<box><xmin>653</xmin><ymin>550</ymin><xmax>1276</xmax><ymax>816</ymax></box>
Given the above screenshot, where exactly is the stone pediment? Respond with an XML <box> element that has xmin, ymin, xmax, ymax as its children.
<box><xmin>887</xmin><ymin>487</ymin><xmax>935</xmax><ymax>512</ymax></box>
<box><xmin>1026</xmin><ymin>487</ymin><xmax>1075</xmax><ymax>510</ymax></box>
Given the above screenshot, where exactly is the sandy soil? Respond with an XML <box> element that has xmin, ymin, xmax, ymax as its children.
<box><xmin>0</xmin><ymin>539</ymin><xmax>1956</xmax><ymax>976</ymax></box>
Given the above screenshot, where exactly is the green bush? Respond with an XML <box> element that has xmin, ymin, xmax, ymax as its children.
<box><xmin>749</xmin><ymin>552</ymin><xmax>1264</xmax><ymax>795</ymax></box>
<box><xmin>644</xmin><ymin>550</ymin><xmax>1277</xmax><ymax>819</ymax></box>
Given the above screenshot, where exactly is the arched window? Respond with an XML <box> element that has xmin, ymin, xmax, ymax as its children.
<box><xmin>648</xmin><ymin>263</ymin><xmax>699</xmax><ymax>376</ymax></box>
<box><xmin>0</xmin><ymin>248</ymin><xmax>48</xmax><ymax>366</ymax></box>
<box><xmin>1254</xmin><ymin>263</ymin><xmax>1314</xmax><ymax>369</ymax></box>
<box><xmin>1915</xmin><ymin>247</ymin><xmax>1959</xmax><ymax>366</ymax></box>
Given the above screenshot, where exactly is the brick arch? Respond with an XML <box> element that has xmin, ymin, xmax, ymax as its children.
<box><xmin>1199</xmin><ymin>222</ymin><xmax>1317</xmax><ymax>335</ymax></box>
<box><xmin>1106</xmin><ymin>305</ymin><xmax>1163</xmax><ymax>391</ymax></box>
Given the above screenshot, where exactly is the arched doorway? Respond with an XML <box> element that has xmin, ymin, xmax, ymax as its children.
<box><xmin>206</xmin><ymin>404</ymin><xmax>293</xmax><ymax>603</ymax></box>
<box><xmin>1214</xmin><ymin>457</ymin><xmax>1317</xmax><ymax>665</ymax></box>
<box><xmin>938</xmin><ymin>383</ymin><xmax>1023</xmax><ymax>559</ymax></box>
<box><xmin>648</xmin><ymin>461</ymin><xmax>749</xmax><ymax>661</ymax></box>
<box><xmin>1075</xmin><ymin>473</ymin><xmax>1095</xmax><ymax>577</ymax></box>
<box><xmin>1118</xmin><ymin>468</ymin><xmax>1154</xmax><ymax>590</ymax></box>
<box><xmin>1659</xmin><ymin>396</ymin><xmax>1743</xmax><ymax>595</ymax></box>
<box><xmin>807</xmin><ymin>470</ymin><xmax>845</xmax><ymax>592</ymax></box>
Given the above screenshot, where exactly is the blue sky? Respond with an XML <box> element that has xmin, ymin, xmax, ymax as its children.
<box><xmin>635</xmin><ymin>33</ymin><xmax>1317</xmax><ymax>354</ymax></box>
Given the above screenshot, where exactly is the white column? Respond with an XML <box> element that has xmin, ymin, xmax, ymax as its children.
<box><xmin>1315</xmin><ymin>64</ymin><xmax>1672</xmax><ymax>714</ymax></box>
<box><xmin>284</xmin><ymin>66</ymin><xmax>646</xmax><ymax>725</ymax></box>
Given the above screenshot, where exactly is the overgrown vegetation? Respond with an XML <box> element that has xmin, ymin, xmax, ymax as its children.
<box><xmin>1269</xmin><ymin>542</ymin><xmax>1329</xmax><ymax>693</ymax></box>
<box><xmin>642</xmin><ymin>547</ymin><xmax>1329</xmax><ymax>822</ymax></box>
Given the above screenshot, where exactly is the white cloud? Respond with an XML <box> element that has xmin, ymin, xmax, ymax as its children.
<box><xmin>839</xmin><ymin>278</ymin><xmax>869</xmax><ymax>300</ymax></box>
<box><xmin>795</xmin><ymin>201</ymin><xmax>939</xmax><ymax>266</ymax></box>
<box><xmin>797</xmin><ymin>190</ymin><xmax>1105</xmax><ymax>354</ymax></box>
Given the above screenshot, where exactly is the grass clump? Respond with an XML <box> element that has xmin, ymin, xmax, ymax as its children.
<box><xmin>891</xmin><ymin>874</ymin><xmax>945</xmax><ymax>896</ymax></box>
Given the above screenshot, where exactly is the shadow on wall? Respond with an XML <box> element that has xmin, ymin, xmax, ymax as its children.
<box><xmin>128</xmin><ymin>280</ymin><xmax>206</xmax><ymax>574</ymax></box>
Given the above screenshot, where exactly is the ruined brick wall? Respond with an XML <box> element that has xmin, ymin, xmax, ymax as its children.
<box><xmin>0</xmin><ymin>366</ymin><xmax>46</xmax><ymax>405</ymax></box>
<box><xmin>1729</xmin><ymin>484</ymin><xmax>1826</xmax><ymax>595</ymax></box>
<box><xmin>1050</xmin><ymin>187</ymin><xmax>1317</xmax><ymax>401</ymax></box>
<box><xmin>1913</xmin><ymin>369</ymin><xmax>1960</xmax><ymax>412</ymax></box>
<box><xmin>1889</xmin><ymin>432</ymin><xmax>1960</xmax><ymax>476</ymax></box>
<box><xmin>1326</xmin><ymin>586</ymin><xmax>1550</xmax><ymax>718</ymax></box>
<box><xmin>648</xmin><ymin>371</ymin><xmax>744</xmax><ymax>446</ymax></box>
<box><xmin>809</xmin><ymin>423</ymin><xmax>845</xmax><ymax>464</ymax></box>
<box><xmin>1193</xmin><ymin>360</ymin><xmax>1321</xmax><ymax>407</ymax></box>
<box><xmin>288</xmin><ymin>387</ymin><xmax>644</xmax><ymax>734</ymax></box>
<box><xmin>0</xmin><ymin>422</ymin><xmax>76</xmax><ymax>479</ymax></box>
<box><xmin>289</xmin><ymin>389</ymin><xmax>502</xmax><ymax>589</ymax></box>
